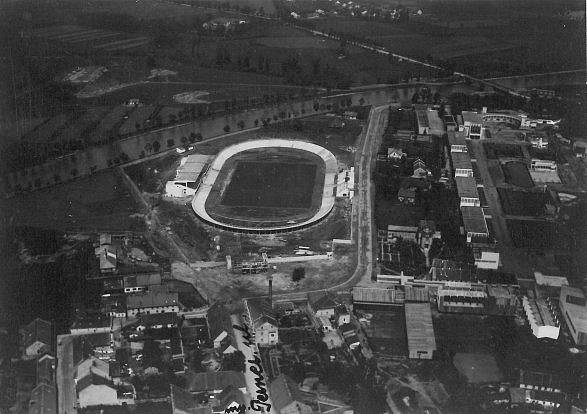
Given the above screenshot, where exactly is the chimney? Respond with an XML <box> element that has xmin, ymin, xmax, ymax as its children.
<box><xmin>268</xmin><ymin>275</ymin><xmax>273</xmax><ymax>308</ymax></box>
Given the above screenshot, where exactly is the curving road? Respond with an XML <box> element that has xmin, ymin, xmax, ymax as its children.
<box><xmin>245</xmin><ymin>104</ymin><xmax>389</xmax><ymax>301</ymax></box>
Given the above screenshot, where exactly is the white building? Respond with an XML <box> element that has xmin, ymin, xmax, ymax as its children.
<box><xmin>165</xmin><ymin>154</ymin><xmax>209</xmax><ymax>198</ymax></box>
<box><xmin>530</xmin><ymin>159</ymin><xmax>557</xmax><ymax>171</ymax></box>
<box><xmin>246</xmin><ymin>299</ymin><xmax>278</xmax><ymax>347</ymax></box>
<box><xmin>522</xmin><ymin>296</ymin><xmax>560</xmax><ymax>340</ymax></box>
<box><xmin>474</xmin><ymin>251</ymin><xmax>500</xmax><ymax>270</ymax></box>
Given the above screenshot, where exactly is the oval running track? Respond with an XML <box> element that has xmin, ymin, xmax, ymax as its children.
<box><xmin>191</xmin><ymin>138</ymin><xmax>338</xmax><ymax>233</ymax></box>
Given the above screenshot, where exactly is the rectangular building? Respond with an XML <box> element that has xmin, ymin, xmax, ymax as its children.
<box><xmin>405</xmin><ymin>303</ymin><xmax>436</xmax><ymax>359</ymax></box>
<box><xmin>460</xmin><ymin>206</ymin><xmax>489</xmax><ymax>243</ymax></box>
<box><xmin>559</xmin><ymin>286</ymin><xmax>587</xmax><ymax>346</ymax></box>
<box><xmin>455</xmin><ymin>176</ymin><xmax>479</xmax><ymax>207</ymax></box>
<box><xmin>522</xmin><ymin>296</ymin><xmax>560</xmax><ymax>340</ymax></box>
<box><xmin>386</xmin><ymin>225</ymin><xmax>418</xmax><ymax>242</ymax></box>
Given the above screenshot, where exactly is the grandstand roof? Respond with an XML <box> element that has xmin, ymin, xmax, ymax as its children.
<box><xmin>461</xmin><ymin>206</ymin><xmax>488</xmax><ymax>235</ymax></box>
<box><xmin>405</xmin><ymin>303</ymin><xmax>436</xmax><ymax>354</ymax></box>
<box><xmin>455</xmin><ymin>176</ymin><xmax>478</xmax><ymax>198</ymax></box>
<box><xmin>451</xmin><ymin>152</ymin><xmax>473</xmax><ymax>170</ymax></box>
<box><xmin>175</xmin><ymin>154</ymin><xmax>210</xmax><ymax>182</ymax></box>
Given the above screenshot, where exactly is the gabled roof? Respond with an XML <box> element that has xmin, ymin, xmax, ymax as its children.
<box><xmin>246</xmin><ymin>299</ymin><xmax>277</xmax><ymax>329</ymax></box>
<box><xmin>76</xmin><ymin>372</ymin><xmax>114</xmax><ymax>393</ymax></box>
<box><xmin>207</xmin><ymin>303</ymin><xmax>234</xmax><ymax>343</ymax></box>
<box><xmin>126</xmin><ymin>290</ymin><xmax>179</xmax><ymax>310</ymax></box>
<box><xmin>270</xmin><ymin>374</ymin><xmax>305</xmax><ymax>412</ymax></box>
<box><xmin>308</xmin><ymin>292</ymin><xmax>339</xmax><ymax>312</ymax></box>
<box><xmin>29</xmin><ymin>383</ymin><xmax>56</xmax><ymax>414</ymax></box>
<box><xmin>22</xmin><ymin>318</ymin><xmax>52</xmax><ymax>349</ymax></box>
<box><xmin>186</xmin><ymin>371</ymin><xmax>246</xmax><ymax>393</ymax></box>
<box><xmin>76</xmin><ymin>356</ymin><xmax>110</xmax><ymax>381</ymax></box>
<box><xmin>36</xmin><ymin>355</ymin><xmax>55</xmax><ymax>386</ymax></box>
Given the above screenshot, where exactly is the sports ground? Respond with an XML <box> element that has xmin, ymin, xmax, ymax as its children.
<box><xmin>192</xmin><ymin>139</ymin><xmax>338</xmax><ymax>233</ymax></box>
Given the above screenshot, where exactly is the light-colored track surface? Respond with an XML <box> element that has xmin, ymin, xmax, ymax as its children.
<box><xmin>191</xmin><ymin>139</ymin><xmax>338</xmax><ymax>232</ymax></box>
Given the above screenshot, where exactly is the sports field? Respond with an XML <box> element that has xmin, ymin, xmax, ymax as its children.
<box><xmin>203</xmin><ymin>146</ymin><xmax>327</xmax><ymax>229</ymax></box>
<box><xmin>221</xmin><ymin>161</ymin><xmax>317</xmax><ymax>209</ymax></box>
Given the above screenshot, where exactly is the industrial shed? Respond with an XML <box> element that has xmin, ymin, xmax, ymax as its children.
<box><xmin>405</xmin><ymin>303</ymin><xmax>436</xmax><ymax>359</ymax></box>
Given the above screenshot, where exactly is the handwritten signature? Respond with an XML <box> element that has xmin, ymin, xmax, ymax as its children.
<box><xmin>229</xmin><ymin>318</ymin><xmax>272</xmax><ymax>413</ymax></box>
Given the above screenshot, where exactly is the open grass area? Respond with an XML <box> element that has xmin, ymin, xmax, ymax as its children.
<box><xmin>222</xmin><ymin>160</ymin><xmax>317</xmax><ymax>208</ymax></box>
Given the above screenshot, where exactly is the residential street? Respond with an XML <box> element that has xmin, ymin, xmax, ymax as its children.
<box><xmin>231</xmin><ymin>313</ymin><xmax>276</xmax><ymax>414</ymax></box>
<box><xmin>56</xmin><ymin>334</ymin><xmax>77</xmax><ymax>414</ymax></box>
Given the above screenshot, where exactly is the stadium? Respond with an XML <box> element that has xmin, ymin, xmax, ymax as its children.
<box><xmin>191</xmin><ymin>139</ymin><xmax>338</xmax><ymax>233</ymax></box>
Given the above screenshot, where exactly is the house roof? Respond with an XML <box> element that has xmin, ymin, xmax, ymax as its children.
<box><xmin>29</xmin><ymin>383</ymin><xmax>56</xmax><ymax>414</ymax></box>
<box><xmin>99</xmin><ymin>233</ymin><xmax>112</xmax><ymax>246</ymax></box>
<box><xmin>308</xmin><ymin>292</ymin><xmax>338</xmax><ymax>311</ymax></box>
<box><xmin>520</xmin><ymin>369</ymin><xmax>563</xmax><ymax>390</ymax></box>
<box><xmin>22</xmin><ymin>318</ymin><xmax>52</xmax><ymax>349</ymax></box>
<box><xmin>207</xmin><ymin>303</ymin><xmax>234</xmax><ymax>343</ymax></box>
<box><xmin>246</xmin><ymin>298</ymin><xmax>277</xmax><ymax>329</ymax></box>
<box><xmin>37</xmin><ymin>355</ymin><xmax>55</xmax><ymax>386</ymax></box>
<box><xmin>126</xmin><ymin>290</ymin><xmax>179</xmax><ymax>310</ymax></box>
<box><xmin>75</xmin><ymin>371</ymin><xmax>114</xmax><ymax>393</ymax></box>
<box><xmin>71</xmin><ymin>314</ymin><xmax>111</xmax><ymax>331</ymax></box>
<box><xmin>462</xmin><ymin>111</ymin><xmax>483</xmax><ymax>125</ymax></box>
<box><xmin>124</xmin><ymin>272</ymin><xmax>162</xmax><ymax>288</ymax></box>
<box><xmin>398</xmin><ymin>187</ymin><xmax>416</xmax><ymax>198</ymax></box>
<box><xmin>405</xmin><ymin>303</ymin><xmax>436</xmax><ymax>354</ymax></box>
<box><xmin>139</xmin><ymin>312</ymin><xmax>178</xmax><ymax>328</ymax></box>
<box><xmin>186</xmin><ymin>371</ymin><xmax>246</xmax><ymax>393</ymax></box>
<box><xmin>270</xmin><ymin>374</ymin><xmax>305</xmax><ymax>412</ymax></box>
<box><xmin>76</xmin><ymin>356</ymin><xmax>110</xmax><ymax>381</ymax></box>
<box><xmin>429</xmin><ymin>259</ymin><xmax>474</xmax><ymax>282</ymax></box>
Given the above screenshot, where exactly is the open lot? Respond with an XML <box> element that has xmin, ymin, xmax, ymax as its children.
<box><xmin>483</xmin><ymin>143</ymin><xmax>524</xmax><ymax>160</ymax></box>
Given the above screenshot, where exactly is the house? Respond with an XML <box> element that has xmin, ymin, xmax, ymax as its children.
<box><xmin>343</xmin><ymin>111</ymin><xmax>358</xmax><ymax>120</ymax></box>
<box><xmin>387</xmin><ymin>147</ymin><xmax>406</xmax><ymax>160</ymax></box>
<box><xmin>308</xmin><ymin>292</ymin><xmax>339</xmax><ymax>318</ymax></box>
<box><xmin>170</xmin><ymin>384</ymin><xmax>213</xmax><ymax>414</ymax></box>
<box><xmin>76</xmin><ymin>373</ymin><xmax>135</xmax><ymax>408</ymax></box>
<box><xmin>186</xmin><ymin>371</ymin><xmax>246</xmax><ymax>395</ymax></box>
<box><xmin>270</xmin><ymin>374</ymin><xmax>313</xmax><ymax>414</ymax></box>
<box><xmin>417</xmin><ymin>220</ymin><xmax>441</xmax><ymax>250</ymax></box>
<box><xmin>94</xmin><ymin>242</ymin><xmax>117</xmax><ymax>274</ymax></box>
<box><xmin>76</xmin><ymin>356</ymin><xmax>111</xmax><ymax>382</ymax></box>
<box><xmin>123</xmin><ymin>273</ymin><xmax>162</xmax><ymax>293</ymax></box>
<box><xmin>386</xmin><ymin>225</ymin><xmax>418</xmax><ymax>242</ymax></box>
<box><xmin>70</xmin><ymin>314</ymin><xmax>111</xmax><ymax>335</ymax></box>
<box><xmin>509</xmin><ymin>387</ymin><xmax>564</xmax><ymax>411</ymax></box>
<box><xmin>36</xmin><ymin>354</ymin><xmax>55</xmax><ymax>386</ymax></box>
<box><xmin>397</xmin><ymin>186</ymin><xmax>416</xmax><ymax>204</ymax></box>
<box><xmin>412</xmin><ymin>158</ymin><xmax>429</xmax><ymax>178</ymax></box>
<box><xmin>334</xmin><ymin>305</ymin><xmax>350</xmax><ymax>326</ymax></box>
<box><xmin>137</xmin><ymin>312</ymin><xmax>178</xmax><ymax>331</ymax></box>
<box><xmin>100</xmin><ymin>295</ymin><xmax>127</xmax><ymax>318</ymax></box>
<box><xmin>21</xmin><ymin>318</ymin><xmax>52</xmax><ymax>358</ymax></box>
<box><xmin>28</xmin><ymin>383</ymin><xmax>56</xmax><ymax>414</ymax></box>
<box><xmin>339</xmin><ymin>323</ymin><xmax>361</xmax><ymax>350</ymax></box>
<box><xmin>559</xmin><ymin>286</ymin><xmax>587</xmax><ymax>346</ymax></box>
<box><xmin>207</xmin><ymin>303</ymin><xmax>237</xmax><ymax>355</ymax></box>
<box><xmin>126</xmin><ymin>286</ymin><xmax>180</xmax><ymax>317</ymax></box>
<box><xmin>573</xmin><ymin>141</ymin><xmax>587</xmax><ymax>158</ymax></box>
<box><xmin>519</xmin><ymin>370</ymin><xmax>563</xmax><ymax>394</ymax></box>
<box><xmin>245</xmin><ymin>299</ymin><xmax>278</xmax><ymax>346</ymax></box>
<box><xmin>212</xmin><ymin>385</ymin><xmax>247</xmax><ymax>413</ymax></box>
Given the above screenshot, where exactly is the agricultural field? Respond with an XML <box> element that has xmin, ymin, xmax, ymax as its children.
<box><xmin>507</xmin><ymin>219</ymin><xmax>571</xmax><ymax>250</ymax></box>
<box><xmin>0</xmin><ymin>170</ymin><xmax>143</xmax><ymax>232</ymax></box>
<box><xmin>483</xmin><ymin>142</ymin><xmax>524</xmax><ymax>159</ymax></box>
<box><xmin>497</xmin><ymin>188</ymin><xmax>554</xmax><ymax>216</ymax></box>
<box><xmin>501</xmin><ymin>161</ymin><xmax>534</xmax><ymax>188</ymax></box>
<box><xmin>24</xmin><ymin>25</ymin><xmax>150</xmax><ymax>52</ymax></box>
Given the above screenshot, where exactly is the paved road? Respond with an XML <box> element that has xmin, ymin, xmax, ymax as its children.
<box><xmin>56</xmin><ymin>334</ymin><xmax>77</xmax><ymax>414</ymax></box>
<box><xmin>243</xmin><ymin>104</ymin><xmax>390</xmax><ymax>301</ymax></box>
<box><xmin>231</xmin><ymin>314</ymin><xmax>276</xmax><ymax>414</ymax></box>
